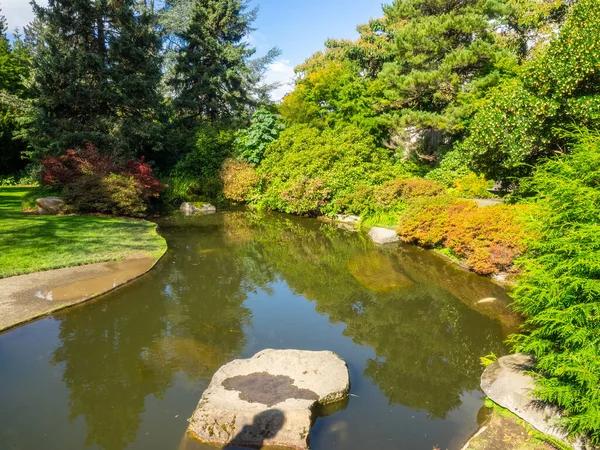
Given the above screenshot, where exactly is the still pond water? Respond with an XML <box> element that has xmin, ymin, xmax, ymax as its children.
<box><xmin>0</xmin><ymin>211</ymin><xmax>516</xmax><ymax>450</ymax></box>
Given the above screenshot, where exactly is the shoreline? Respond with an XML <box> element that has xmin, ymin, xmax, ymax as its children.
<box><xmin>0</xmin><ymin>248</ymin><xmax>166</xmax><ymax>333</ymax></box>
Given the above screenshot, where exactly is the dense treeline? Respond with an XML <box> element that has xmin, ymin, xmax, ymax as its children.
<box><xmin>1</xmin><ymin>0</ymin><xmax>599</xmax><ymax>444</ymax></box>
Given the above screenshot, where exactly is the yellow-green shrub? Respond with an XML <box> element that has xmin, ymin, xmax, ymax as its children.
<box><xmin>220</xmin><ymin>159</ymin><xmax>260</xmax><ymax>202</ymax></box>
<box><xmin>374</xmin><ymin>178</ymin><xmax>446</xmax><ymax>208</ymax></box>
<box><xmin>450</xmin><ymin>173</ymin><xmax>495</xmax><ymax>199</ymax></box>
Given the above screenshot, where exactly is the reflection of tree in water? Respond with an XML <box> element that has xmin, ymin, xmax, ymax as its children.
<box><xmin>50</xmin><ymin>211</ymin><xmax>510</xmax><ymax>450</ymax></box>
<box><xmin>244</xmin><ymin>213</ymin><xmax>506</xmax><ymax>418</ymax></box>
<box><xmin>51</xmin><ymin>213</ymin><xmax>259</xmax><ymax>450</ymax></box>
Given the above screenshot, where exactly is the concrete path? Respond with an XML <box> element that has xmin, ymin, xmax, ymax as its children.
<box><xmin>0</xmin><ymin>256</ymin><xmax>159</xmax><ymax>332</ymax></box>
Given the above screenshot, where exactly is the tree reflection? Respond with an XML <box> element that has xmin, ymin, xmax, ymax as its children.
<box><xmin>51</xmin><ymin>211</ymin><xmax>511</xmax><ymax>450</ymax></box>
<box><xmin>245</xmin><ymin>213</ymin><xmax>507</xmax><ymax>418</ymax></box>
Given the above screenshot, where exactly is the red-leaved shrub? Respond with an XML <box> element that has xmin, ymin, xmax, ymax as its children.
<box><xmin>41</xmin><ymin>144</ymin><xmax>163</xmax><ymax>216</ymax></box>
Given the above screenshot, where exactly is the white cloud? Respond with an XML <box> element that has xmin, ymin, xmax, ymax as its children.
<box><xmin>264</xmin><ymin>59</ymin><xmax>295</xmax><ymax>102</ymax></box>
<box><xmin>1</xmin><ymin>0</ymin><xmax>47</xmax><ymax>32</ymax></box>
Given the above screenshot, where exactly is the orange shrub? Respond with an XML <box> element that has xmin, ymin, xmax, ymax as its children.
<box><xmin>398</xmin><ymin>198</ymin><xmax>532</xmax><ymax>275</ymax></box>
<box><xmin>220</xmin><ymin>159</ymin><xmax>260</xmax><ymax>202</ymax></box>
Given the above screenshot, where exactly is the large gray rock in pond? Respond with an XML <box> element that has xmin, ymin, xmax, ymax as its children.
<box><xmin>180</xmin><ymin>202</ymin><xmax>216</xmax><ymax>216</ymax></box>
<box><xmin>481</xmin><ymin>354</ymin><xmax>588</xmax><ymax>450</ymax></box>
<box><xmin>36</xmin><ymin>197</ymin><xmax>64</xmax><ymax>215</ymax></box>
<box><xmin>368</xmin><ymin>227</ymin><xmax>399</xmax><ymax>245</ymax></box>
<box><xmin>187</xmin><ymin>349</ymin><xmax>350</xmax><ymax>449</ymax></box>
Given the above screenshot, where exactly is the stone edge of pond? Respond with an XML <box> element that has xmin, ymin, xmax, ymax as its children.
<box><xmin>0</xmin><ymin>248</ymin><xmax>167</xmax><ymax>334</ymax></box>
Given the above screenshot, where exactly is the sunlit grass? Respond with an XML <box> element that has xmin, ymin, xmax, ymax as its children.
<box><xmin>0</xmin><ymin>186</ymin><xmax>167</xmax><ymax>278</ymax></box>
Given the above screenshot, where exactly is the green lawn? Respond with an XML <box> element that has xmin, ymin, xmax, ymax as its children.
<box><xmin>0</xmin><ymin>186</ymin><xmax>167</xmax><ymax>278</ymax></box>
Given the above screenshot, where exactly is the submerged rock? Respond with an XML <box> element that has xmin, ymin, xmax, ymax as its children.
<box><xmin>348</xmin><ymin>252</ymin><xmax>414</xmax><ymax>292</ymax></box>
<box><xmin>187</xmin><ymin>349</ymin><xmax>350</xmax><ymax>449</ymax></box>
<box><xmin>481</xmin><ymin>354</ymin><xmax>587</xmax><ymax>450</ymax></box>
<box><xmin>36</xmin><ymin>197</ymin><xmax>64</xmax><ymax>215</ymax></box>
<box><xmin>368</xmin><ymin>227</ymin><xmax>399</xmax><ymax>245</ymax></box>
<box><xmin>335</xmin><ymin>214</ymin><xmax>361</xmax><ymax>225</ymax></box>
<box><xmin>180</xmin><ymin>202</ymin><xmax>217</xmax><ymax>216</ymax></box>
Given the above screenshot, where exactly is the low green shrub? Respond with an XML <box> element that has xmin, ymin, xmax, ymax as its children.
<box><xmin>63</xmin><ymin>174</ymin><xmax>147</xmax><ymax>217</ymax></box>
<box><xmin>257</xmin><ymin>123</ymin><xmax>408</xmax><ymax>216</ymax></box>
<box><xmin>449</xmin><ymin>173</ymin><xmax>495</xmax><ymax>199</ymax></box>
<box><xmin>510</xmin><ymin>130</ymin><xmax>600</xmax><ymax>444</ymax></box>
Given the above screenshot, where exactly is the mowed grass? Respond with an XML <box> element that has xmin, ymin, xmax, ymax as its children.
<box><xmin>0</xmin><ymin>186</ymin><xmax>167</xmax><ymax>278</ymax></box>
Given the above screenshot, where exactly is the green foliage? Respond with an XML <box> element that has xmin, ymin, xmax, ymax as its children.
<box><xmin>235</xmin><ymin>109</ymin><xmax>284</xmax><ymax>164</ymax></box>
<box><xmin>170</xmin><ymin>125</ymin><xmax>236</xmax><ymax>200</ymax></box>
<box><xmin>0</xmin><ymin>16</ymin><xmax>31</xmax><ymax>175</ymax></box>
<box><xmin>461</xmin><ymin>0</ymin><xmax>600</xmax><ymax>182</ymax></box>
<box><xmin>376</xmin><ymin>0</ymin><xmax>519</xmax><ymax>158</ymax></box>
<box><xmin>63</xmin><ymin>174</ymin><xmax>147</xmax><ymax>218</ymax></box>
<box><xmin>449</xmin><ymin>173</ymin><xmax>495</xmax><ymax>199</ymax></box>
<box><xmin>510</xmin><ymin>130</ymin><xmax>600</xmax><ymax>443</ymax></box>
<box><xmin>257</xmin><ymin>123</ymin><xmax>407</xmax><ymax>216</ymax></box>
<box><xmin>280</xmin><ymin>58</ymin><xmax>381</xmax><ymax>135</ymax></box>
<box><xmin>25</xmin><ymin>0</ymin><xmax>163</xmax><ymax>158</ymax></box>
<box><xmin>170</xmin><ymin>0</ymin><xmax>279</xmax><ymax>122</ymax></box>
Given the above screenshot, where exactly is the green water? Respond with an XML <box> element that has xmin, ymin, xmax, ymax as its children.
<box><xmin>0</xmin><ymin>211</ymin><xmax>512</xmax><ymax>450</ymax></box>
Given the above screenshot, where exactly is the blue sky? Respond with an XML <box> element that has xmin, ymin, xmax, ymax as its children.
<box><xmin>1</xmin><ymin>0</ymin><xmax>386</xmax><ymax>99</ymax></box>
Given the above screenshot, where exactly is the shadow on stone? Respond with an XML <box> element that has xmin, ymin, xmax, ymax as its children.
<box><xmin>222</xmin><ymin>372</ymin><xmax>319</xmax><ymax>407</ymax></box>
<box><xmin>223</xmin><ymin>409</ymin><xmax>285</xmax><ymax>449</ymax></box>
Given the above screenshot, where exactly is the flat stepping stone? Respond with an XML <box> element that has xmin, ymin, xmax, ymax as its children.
<box><xmin>187</xmin><ymin>349</ymin><xmax>350</xmax><ymax>449</ymax></box>
<box><xmin>481</xmin><ymin>354</ymin><xmax>587</xmax><ymax>450</ymax></box>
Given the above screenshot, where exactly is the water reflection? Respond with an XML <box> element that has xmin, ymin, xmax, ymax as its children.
<box><xmin>1</xmin><ymin>210</ymin><xmax>512</xmax><ymax>450</ymax></box>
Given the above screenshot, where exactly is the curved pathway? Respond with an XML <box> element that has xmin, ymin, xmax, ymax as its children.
<box><xmin>0</xmin><ymin>255</ymin><xmax>161</xmax><ymax>332</ymax></box>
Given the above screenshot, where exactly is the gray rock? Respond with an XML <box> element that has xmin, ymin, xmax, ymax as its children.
<box><xmin>481</xmin><ymin>354</ymin><xmax>587</xmax><ymax>450</ymax></box>
<box><xmin>187</xmin><ymin>349</ymin><xmax>350</xmax><ymax>449</ymax></box>
<box><xmin>368</xmin><ymin>227</ymin><xmax>399</xmax><ymax>245</ymax></box>
<box><xmin>180</xmin><ymin>202</ymin><xmax>217</xmax><ymax>216</ymax></box>
<box><xmin>36</xmin><ymin>197</ymin><xmax>64</xmax><ymax>215</ymax></box>
<box><xmin>335</xmin><ymin>214</ymin><xmax>361</xmax><ymax>225</ymax></box>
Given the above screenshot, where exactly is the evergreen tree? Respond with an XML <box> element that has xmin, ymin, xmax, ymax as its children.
<box><xmin>0</xmin><ymin>10</ymin><xmax>31</xmax><ymax>175</ymax></box>
<box><xmin>377</xmin><ymin>0</ymin><xmax>518</xmax><ymax>159</ymax></box>
<box><xmin>170</xmin><ymin>0</ymin><xmax>277</xmax><ymax>123</ymax></box>
<box><xmin>27</xmin><ymin>0</ymin><xmax>163</xmax><ymax>158</ymax></box>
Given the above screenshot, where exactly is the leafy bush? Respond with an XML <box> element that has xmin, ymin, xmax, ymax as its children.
<box><xmin>510</xmin><ymin>130</ymin><xmax>600</xmax><ymax>444</ymax></box>
<box><xmin>220</xmin><ymin>159</ymin><xmax>260</xmax><ymax>202</ymax></box>
<box><xmin>63</xmin><ymin>174</ymin><xmax>147</xmax><ymax>217</ymax></box>
<box><xmin>449</xmin><ymin>173</ymin><xmax>495</xmax><ymax>199</ymax></box>
<box><xmin>374</xmin><ymin>178</ymin><xmax>445</xmax><ymax>208</ymax></box>
<box><xmin>258</xmin><ymin>123</ymin><xmax>407</xmax><ymax>216</ymax></box>
<box><xmin>398</xmin><ymin>197</ymin><xmax>530</xmax><ymax>275</ymax></box>
<box><xmin>460</xmin><ymin>0</ymin><xmax>600</xmax><ymax>182</ymax></box>
<box><xmin>41</xmin><ymin>144</ymin><xmax>163</xmax><ymax>216</ymax></box>
<box><xmin>235</xmin><ymin>109</ymin><xmax>285</xmax><ymax>164</ymax></box>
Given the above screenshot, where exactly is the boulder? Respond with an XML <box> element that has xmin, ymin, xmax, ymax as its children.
<box><xmin>180</xmin><ymin>202</ymin><xmax>217</xmax><ymax>216</ymax></box>
<box><xmin>481</xmin><ymin>354</ymin><xmax>587</xmax><ymax>450</ymax></box>
<box><xmin>335</xmin><ymin>214</ymin><xmax>361</xmax><ymax>226</ymax></box>
<box><xmin>368</xmin><ymin>227</ymin><xmax>399</xmax><ymax>245</ymax></box>
<box><xmin>36</xmin><ymin>197</ymin><xmax>64</xmax><ymax>215</ymax></box>
<box><xmin>187</xmin><ymin>349</ymin><xmax>350</xmax><ymax>449</ymax></box>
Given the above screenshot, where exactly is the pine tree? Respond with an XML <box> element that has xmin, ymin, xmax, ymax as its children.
<box><xmin>377</xmin><ymin>0</ymin><xmax>517</xmax><ymax>159</ymax></box>
<box><xmin>0</xmin><ymin>10</ymin><xmax>31</xmax><ymax>175</ymax></box>
<box><xmin>27</xmin><ymin>0</ymin><xmax>163</xmax><ymax>158</ymax></box>
<box><xmin>170</xmin><ymin>0</ymin><xmax>276</xmax><ymax>122</ymax></box>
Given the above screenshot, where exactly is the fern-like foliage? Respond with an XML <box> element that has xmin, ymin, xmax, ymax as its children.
<box><xmin>510</xmin><ymin>129</ymin><xmax>600</xmax><ymax>443</ymax></box>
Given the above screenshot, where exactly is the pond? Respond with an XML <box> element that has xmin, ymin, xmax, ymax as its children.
<box><xmin>0</xmin><ymin>211</ymin><xmax>517</xmax><ymax>450</ymax></box>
